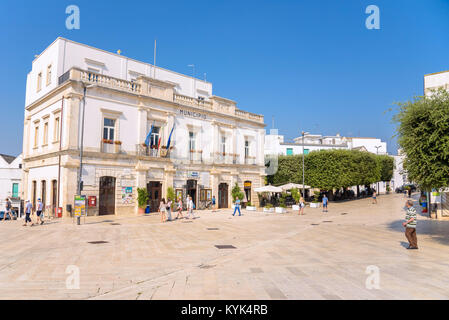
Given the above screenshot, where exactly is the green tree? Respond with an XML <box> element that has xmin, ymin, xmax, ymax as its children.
<box><xmin>290</xmin><ymin>187</ymin><xmax>301</xmax><ymax>204</ymax></box>
<box><xmin>377</xmin><ymin>155</ymin><xmax>395</xmax><ymax>182</ymax></box>
<box><xmin>231</xmin><ymin>183</ymin><xmax>244</xmax><ymax>202</ymax></box>
<box><xmin>393</xmin><ymin>89</ymin><xmax>449</xmax><ymax>190</ymax></box>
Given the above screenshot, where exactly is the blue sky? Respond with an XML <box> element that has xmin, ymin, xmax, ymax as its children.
<box><xmin>1</xmin><ymin>0</ymin><xmax>449</xmax><ymax>156</ymax></box>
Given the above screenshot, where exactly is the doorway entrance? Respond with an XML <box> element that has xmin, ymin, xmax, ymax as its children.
<box><xmin>99</xmin><ymin>176</ymin><xmax>116</xmax><ymax>215</ymax></box>
<box><xmin>218</xmin><ymin>183</ymin><xmax>229</xmax><ymax>208</ymax></box>
<box><xmin>244</xmin><ymin>181</ymin><xmax>252</xmax><ymax>207</ymax></box>
<box><xmin>187</xmin><ymin>180</ymin><xmax>197</xmax><ymax>207</ymax></box>
<box><xmin>147</xmin><ymin>181</ymin><xmax>162</xmax><ymax>213</ymax></box>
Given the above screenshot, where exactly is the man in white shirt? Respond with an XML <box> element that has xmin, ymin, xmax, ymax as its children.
<box><xmin>187</xmin><ymin>196</ymin><xmax>195</xmax><ymax>219</ymax></box>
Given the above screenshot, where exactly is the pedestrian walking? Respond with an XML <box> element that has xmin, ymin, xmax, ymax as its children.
<box><xmin>2</xmin><ymin>198</ymin><xmax>13</xmax><ymax>221</ymax></box>
<box><xmin>187</xmin><ymin>196</ymin><xmax>195</xmax><ymax>219</ymax></box>
<box><xmin>166</xmin><ymin>198</ymin><xmax>172</xmax><ymax>221</ymax></box>
<box><xmin>299</xmin><ymin>197</ymin><xmax>305</xmax><ymax>215</ymax></box>
<box><xmin>23</xmin><ymin>200</ymin><xmax>33</xmax><ymax>226</ymax></box>
<box><xmin>403</xmin><ymin>200</ymin><xmax>418</xmax><ymax>249</ymax></box>
<box><xmin>159</xmin><ymin>198</ymin><xmax>167</xmax><ymax>222</ymax></box>
<box><xmin>322</xmin><ymin>194</ymin><xmax>328</xmax><ymax>213</ymax></box>
<box><xmin>372</xmin><ymin>190</ymin><xmax>377</xmax><ymax>204</ymax></box>
<box><xmin>408</xmin><ymin>188</ymin><xmax>412</xmax><ymax>198</ymax></box>
<box><xmin>232</xmin><ymin>198</ymin><xmax>241</xmax><ymax>216</ymax></box>
<box><xmin>175</xmin><ymin>197</ymin><xmax>184</xmax><ymax>219</ymax></box>
<box><xmin>212</xmin><ymin>195</ymin><xmax>216</xmax><ymax>212</ymax></box>
<box><xmin>36</xmin><ymin>198</ymin><xmax>44</xmax><ymax>225</ymax></box>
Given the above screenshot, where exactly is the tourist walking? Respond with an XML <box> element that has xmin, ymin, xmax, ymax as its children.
<box><xmin>187</xmin><ymin>196</ymin><xmax>195</xmax><ymax>219</ymax></box>
<box><xmin>2</xmin><ymin>198</ymin><xmax>13</xmax><ymax>221</ymax></box>
<box><xmin>232</xmin><ymin>198</ymin><xmax>241</xmax><ymax>216</ymax></box>
<box><xmin>175</xmin><ymin>197</ymin><xmax>184</xmax><ymax>219</ymax></box>
<box><xmin>299</xmin><ymin>197</ymin><xmax>305</xmax><ymax>215</ymax></box>
<box><xmin>212</xmin><ymin>195</ymin><xmax>216</xmax><ymax>212</ymax></box>
<box><xmin>403</xmin><ymin>200</ymin><xmax>418</xmax><ymax>249</ymax></box>
<box><xmin>322</xmin><ymin>194</ymin><xmax>328</xmax><ymax>213</ymax></box>
<box><xmin>23</xmin><ymin>200</ymin><xmax>33</xmax><ymax>226</ymax></box>
<box><xmin>372</xmin><ymin>190</ymin><xmax>377</xmax><ymax>204</ymax></box>
<box><xmin>166</xmin><ymin>198</ymin><xmax>173</xmax><ymax>221</ymax></box>
<box><xmin>159</xmin><ymin>198</ymin><xmax>167</xmax><ymax>222</ymax></box>
<box><xmin>36</xmin><ymin>198</ymin><xmax>44</xmax><ymax>225</ymax></box>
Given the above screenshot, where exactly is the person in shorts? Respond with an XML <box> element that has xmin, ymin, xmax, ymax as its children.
<box><xmin>372</xmin><ymin>190</ymin><xmax>377</xmax><ymax>204</ymax></box>
<box><xmin>23</xmin><ymin>200</ymin><xmax>33</xmax><ymax>226</ymax></box>
<box><xmin>2</xmin><ymin>198</ymin><xmax>13</xmax><ymax>221</ymax></box>
<box><xmin>322</xmin><ymin>194</ymin><xmax>328</xmax><ymax>213</ymax></box>
<box><xmin>36</xmin><ymin>198</ymin><xmax>44</xmax><ymax>225</ymax></box>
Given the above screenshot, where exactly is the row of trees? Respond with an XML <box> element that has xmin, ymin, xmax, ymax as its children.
<box><xmin>268</xmin><ymin>149</ymin><xmax>394</xmax><ymax>191</ymax></box>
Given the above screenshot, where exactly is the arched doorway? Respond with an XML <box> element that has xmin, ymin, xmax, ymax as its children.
<box><xmin>218</xmin><ymin>183</ymin><xmax>228</xmax><ymax>208</ymax></box>
<box><xmin>187</xmin><ymin>180</ymin><xmax>197</xmax><ymax>207</ymax></box>
<box><xmin>99</xmin><ymin>176</ymin><xmax>116</xmax><ymax>215</ymax></box>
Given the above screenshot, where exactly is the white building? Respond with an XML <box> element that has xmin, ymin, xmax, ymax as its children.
<box><xmin>22</xmin><ymin>38</ymin><xmax>266</xmax><ymax>217</ymax></box>
<box><xmin>0</xmin><ymin>154</ymin><xmax>22</xmax><ymax>212</ymax></box>
<box><xmin>391</xmin><ymin>151</ymin><xmax>408</xmax><ymax>191</ymax></box>
<box><xmin>265</xmin><ymin>130</ymin><xmax>387</xmax><ymax>156</ymax></box>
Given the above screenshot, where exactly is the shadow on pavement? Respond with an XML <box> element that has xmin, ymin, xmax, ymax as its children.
<box><xmin>388</xmin><ymin>219</ymin><xmax>449</xmax><ymax>246</ymax></box>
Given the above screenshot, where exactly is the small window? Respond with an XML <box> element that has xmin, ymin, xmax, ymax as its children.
<box><xmin>286</xmin><ymin>148</ymin><xmax>293</xmax><ymax>156</ymax></box>
<box><xmin>37</xmin><ymin>72</ymin><xmax>42</xmax><ymax>92</ymax></box>
<box><xmin>54</xmin><ymin>117</ymin><xmax>60</xmax><ymax>142</ymax></box>
<box><xmin>304</xmin><ymin>149</ymin><xmax>310</xmax><ymax>155</ymax></box>
<box><xmin>221</xmin><ymin>136</ymin><xmax>226</xmax><ymax>154</ymax></box>
<box><xmin>46</xmin><ymin>65</ymin><xmax>52</xmax><ymax>86</ymax></box>
<box><xmin>43</xmin><ymin>122</ymin><xmax>48</xmax><ymax>145</ymax></box>
<box><xmin>103</xmin><ymin>118</ymin><xmax>115</xmax><ymax>141</ymax></box>
<box><xmin>245</xmin><ymin>140</ymin><xmax>250</xmax><ymax>158</ymax></box>
<box><xmin>189</xmin><ymin>131</ymin><xmax>196</xmax><ymax>151</ymax></box>
<box><xmin>198</xmin><ymin>96</ymin><xmax>205</xmax><ymax>101</ymax></box>
<box><xmin>34</xmin><ymin>126</ymin><xmax>39</xmax><ymax>147</ymax></box>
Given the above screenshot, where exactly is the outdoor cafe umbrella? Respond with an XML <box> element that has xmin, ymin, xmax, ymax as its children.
<box><xmin>278</xmin><ymin>183</ymin><xmax>311</xmax><ymax>191</ymax></box>
<box><xmin>254</xmin><ymin>185</ymin><xmax>283</xmax><ymax>193</ymax></box>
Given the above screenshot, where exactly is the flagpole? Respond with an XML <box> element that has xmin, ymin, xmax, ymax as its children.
<box><xmin>153</xmin><ymin>39</ymin><xmax>157</xmax><ymax>78</ymax></box>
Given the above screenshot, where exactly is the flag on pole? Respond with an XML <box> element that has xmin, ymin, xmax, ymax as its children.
<box><xmin>144</xmin><ymin>121</ymin><xmax>155</xmax><ymax>147</ymax></box>
<box><xmin>166</xmin><ymin>123</ymin><xmax>175</xmax><ymax>149</ymax></box>
<box><xmin>157</xmin><ymin>137</ymin><xmax>162</xmax><ymax>150</ymax></box>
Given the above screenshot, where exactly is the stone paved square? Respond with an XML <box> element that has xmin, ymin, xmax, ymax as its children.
<box><xmin>1</xmin><ymin>193</ymin><xmax>449</xmax><ymax>300</ymax></box>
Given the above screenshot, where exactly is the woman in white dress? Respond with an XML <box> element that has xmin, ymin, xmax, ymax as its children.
<box><xmin>159</xmin><ymin>198</ymin><xmax>167</xmax><ymax>222</ymax></box>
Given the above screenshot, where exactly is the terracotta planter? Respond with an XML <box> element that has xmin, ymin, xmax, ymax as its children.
<box><xmin>138</xmin><ymin>207</ymin><xmax>145</xmax><ymax>215</ymax></box>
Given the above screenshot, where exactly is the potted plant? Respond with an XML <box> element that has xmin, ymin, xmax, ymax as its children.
<box><xmin>291</xmin><ymin>188</ymin><xmax>301</xmax><ymax>211</ymax></box>
<box><xmin>245</xmin><ymin>201</ymin><xmax>257</xmax><ymax>211</ymax></box>
<box><xmin>263</xmin><ymin>203</ymin><xmax>274</xmax><ymax>213</ymax></box>
<box><xmin>114</xmin><ymin>140</ymin><xmax>122</xmax><ymax>153</ymax></box>
<box><xmin>310</xmin><ymin>191</ymin><xmax>321</xmax><ymax>208</ymax></box>
<box><xmin>137</xmin><ymin>187</ymin><xmax>149</xmax><ymax>215</ymax></box>
<box><xmin>166</xmin><ymin>186</ymin><xmax>176</xmax><ymax>209</ymax></box>
<box><xmin>275</xmin><ymin>192</ymin><xmax>288</xmax><ymax>213</ymax></box>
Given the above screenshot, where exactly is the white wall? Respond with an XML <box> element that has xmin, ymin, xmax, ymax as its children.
<box><xmin>0</xmin><ymin>155</ymin><xmax>22</xmax><ymax>210</ymax></box>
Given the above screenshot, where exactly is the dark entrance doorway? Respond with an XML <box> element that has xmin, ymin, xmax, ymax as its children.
<box><xmin>218</xmin><ymin>183</ymin><xmax>228</xmax><ymax>208</ymax></box>
<box><xmin>147</xmin><ymin>181</ymin><xmax>162</xmax><ymax>213</ymax></box>
<box><xmin>51</xmin><ymin>180</ymin><xmax>57</xmax><ymax>208</ymax></box>
<box><xmin>244</xmin><ymin>181</ymin><xmax>252</xmax><ymax>207</ymax></box>
<box><xmin>187</xmin><ymin>180</ymin><xmax>197</xmax><ymax>207</ymax></box>
<box><xmin>99</xmin><ymin>176</ymin><xmax>116</xmax><ymax>215</ymax></box>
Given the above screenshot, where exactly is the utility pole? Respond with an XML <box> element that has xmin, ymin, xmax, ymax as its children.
<box><xmin>302</xmin><ymin>131</ymin><xmax>309</xmax><ymax>199</ymax></box>
<box><xmin>77</xmin><ymin>84</ymin><xmax>95</xmax><ymax>225</ymax></box>
<box><xmin>188</xmin><ymin>64</ymin><xmax>195</xmax><ymax>98</ymax></box>
<box><xmin>375</xmin><ymin>145</ymin><xmax>381</xmax><ymax>195</ymax></box>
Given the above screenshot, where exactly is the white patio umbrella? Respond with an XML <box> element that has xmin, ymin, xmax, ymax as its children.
<box><xmin>279</xmin><ymin>183</ymin><xmax>311</xmax><ymax>191</ymax></box>
<box><xmin>254</xmin><ymin>185</ymin><xmax>283</xmax><ymax>193</ymax></box>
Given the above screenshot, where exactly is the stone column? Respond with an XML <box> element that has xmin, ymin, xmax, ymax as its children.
<box><xmin>137</xmin><ymin>106</ymin><xmax>148</xmax><ymax>147</ymax></box>
<box><xmin>63</xmin><ymin>94</ymin><xmax>81</xmax><ymax>151</ymax></box>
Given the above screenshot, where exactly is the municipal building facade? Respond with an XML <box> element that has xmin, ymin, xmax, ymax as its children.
<box><xmin>22</xmin><ymin>38</ymin><xmax>266</xmax><ymax>216</ymax></box>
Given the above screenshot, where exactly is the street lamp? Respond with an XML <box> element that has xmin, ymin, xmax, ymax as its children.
<box><xmin>375</xmin><ymin>145</ymin><xmax>381</xmax><ymax>195</ymax></box>
<box><xmin>76</xmin><ymin>83</ymin><xmax>95</xmax><ymax>225</ymax></box>
<box><xmin>302</xmin><ymin>131</ymin><xmax>309</xmax><ymax>199</ymax></box>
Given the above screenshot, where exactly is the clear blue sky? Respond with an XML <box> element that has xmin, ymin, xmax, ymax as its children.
<box><xmin>1</xmin><ymin>0</ymin><xmax>449</xmax><ymax>156</ymax></box>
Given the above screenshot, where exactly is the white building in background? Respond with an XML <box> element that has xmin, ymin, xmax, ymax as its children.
<box><xmin>265</xmin><ymin>130</ymin><xmax>387</xmax><ymax>156</ymax></box>
<box><xmin>22</xmin><ymin>38</ymin><xmax>265</xmax><ymax>217</ymax></box>
<box><xmin>0</xmin><ymin>154</ymin><xmax>22</xmax><ymax>212</ymax></box>
<box><xmin>391</xmin><ymin>150</ymin><xmax>408</xmax><ymax>191</ymax></box>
